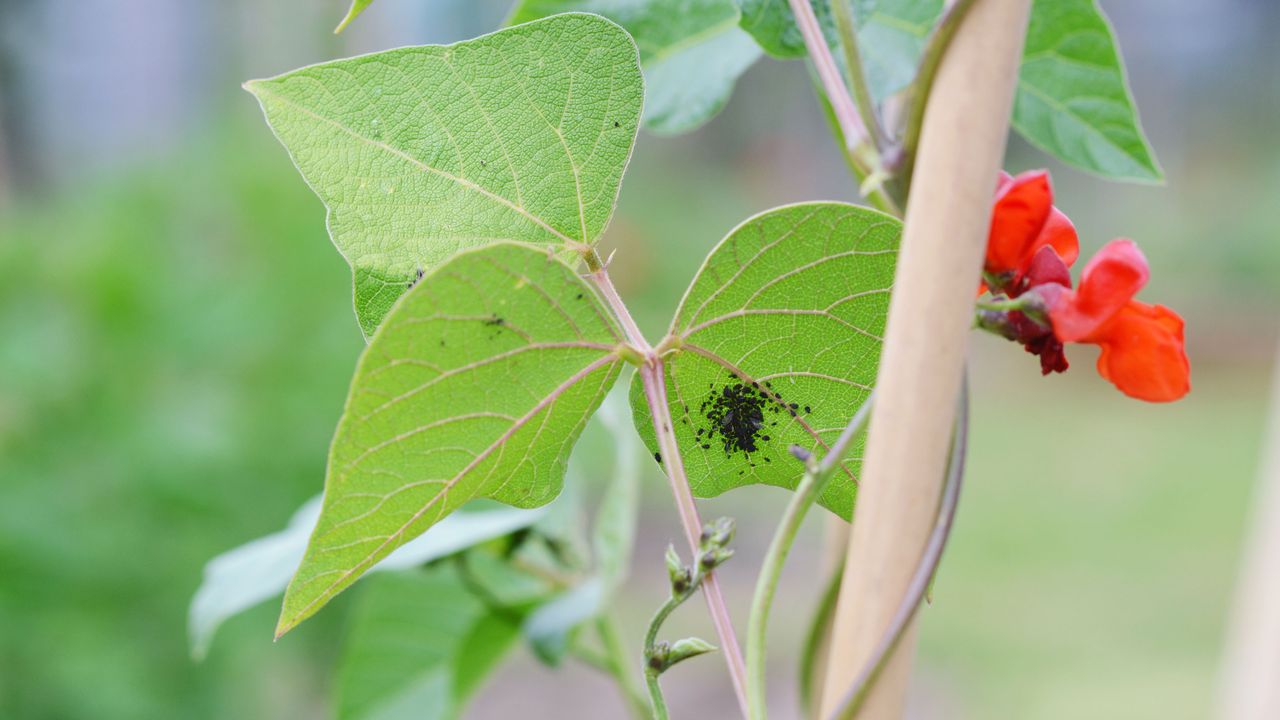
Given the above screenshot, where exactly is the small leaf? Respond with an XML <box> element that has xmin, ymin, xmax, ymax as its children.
<box><xmin>187</xmin><ymin>498</ymin><xmax>544</xmax><ymax>659</ymax></box>
<box><xmin>664</xmin><ymin>636</ymin><xmax>718</xmax><ymax>669</ymax></box>
<box><xmin>335</xmin><ymin>566</ymin><xmax>524</xmax><ymax>720</ymax></box>
<box><xmin>510</xmin><ymin>1</ymin><xmax>761</xmax><ymax>134</ymax></box>
<box><xmin>1013</xmin><ymin>0</ymin><xmax>1162</xmax><ymax>181</ymax></box>
<box><xmin>277</xmin><ymin>242</ymin><xmax>626</xmax><ymax>636</ymax></box>
<box><xmin>247</xmin><ymin>13</ymin><xmax>643</xmax><ymax>336</ymax></box>
<box><xmin>334</xmin><ymin>0</ymin><xmax>375</xmax><ymax>33</ymax></box>
<box><xmin>631</xmin><ymin>203</ymin><xmax>900</xmax><ymax>518</ymax></box>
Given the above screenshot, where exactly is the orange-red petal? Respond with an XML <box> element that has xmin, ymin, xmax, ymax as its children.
<box><xmin>1049</xmin><ymin>239</ymin><xmax>1149</xmax><ymax>342</ymax></box>
<box><xmin>1090</xmin><ymin>301</ymin><xmax>1190</xmax><ymax>402</ymax></box>
<box><xmin>986</xmin><ymin>170</ymin><xmax>1053</xmax><ymax>274</ymax></box>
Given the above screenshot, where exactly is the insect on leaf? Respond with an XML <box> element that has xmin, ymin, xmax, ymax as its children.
<box><xmin>510</xmin><ymin>0</ymin><xmax>761</xmax><ymax>134</ymax></box>
<box><xmin>631</xmin><ymin>203</ymin><xmax>900</xmax><ymax>518</ymax></box>
<box><xmin>276</xmin><ymin>242</ymin><xmax>626</xmax><ymax>636</ymax></box>
<box><xmin>246</xmin><ymin>13</ymin><xmax>644</xmax><ymax>336</ymax></box>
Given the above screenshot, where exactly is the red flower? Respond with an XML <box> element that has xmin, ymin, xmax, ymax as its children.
<box><xmin>1037</xmin><ymin>240</ymin><xmax>1190</xmax><ymax>402</ymax></box>
<box><xmin>985</xmin><ymin>170</ymin><xmax>1079</xmax><ymax>294</ymax></box>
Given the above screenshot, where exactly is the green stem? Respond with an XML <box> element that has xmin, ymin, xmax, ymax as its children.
<box><xmin>746</xmin><ymin>396</ymin><xmax>876</xmax><ymax>720</ymax></box>
<box><xmin>830</xmin><ymin>0</ymin><xmax>888</xmax><ymax>151</ymax></box>
<box><xmin>597</xmin><ymin>615</ymin><xmax>651</xmax><ymax>720</ymax></box>
<box><xmin>974</xmin><ymin>296</ymin><xmax>1029</xmax><ymax>313</ymax></box>
<box><xmin>643</xmin><ymin>595</ymin><xmax>684</xmax><ymax>720</ymax></box>
<box><xmin>799</xmin><ymin>565</ymin><xmax>843</xmax><ymax>718</ymax></box>
<box><xmin>807</xmin><ymin>67</ymin><xmax>903</xmax><ymax>218</ymax></box>
<box><xmin>895</xmin><ymin>0</ymin><xmax>980</xmax><ymax>198</ymax></box>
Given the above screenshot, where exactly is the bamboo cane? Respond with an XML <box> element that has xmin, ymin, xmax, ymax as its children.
<box><xmin>1215</xmin><ymin>338</ymin><xmax>1280</xmax><ymax>719</ymax></box>
<box><xmin>817</xmin><ymin>1</ymin><xmax>1031</xmax><ymax>716</ymax></box>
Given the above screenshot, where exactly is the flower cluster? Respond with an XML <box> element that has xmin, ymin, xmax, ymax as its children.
<box><xmin>978</xmin><ymin>170</ymin><xmax>1190</xmax><ymax>403</ymax></box>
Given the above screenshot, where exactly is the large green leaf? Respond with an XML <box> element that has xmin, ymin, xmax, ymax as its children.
<box><xmin>1014</xmin><ymin>0</ymin><xmax>1162</xmax><ymax>181</ymax></box>
<box><xmin>334</xmin><ymin>566</ymin><xmax>525</xmax><ymax>720</ymax></box>
<box><xmin>277</xmin><ymin>242</ymin><xmax>626</xmax><ymax>635</ymax></box>
<box><xmin>631</xmin><ymin>203</ymin><xmax>899</xmax><ymax>518</ymax></box>
<box><xmin>509</xmin><ymin>1</ymin><xmax>761</xmax><ymax>134</ymax></box>
<box><xmin>246</xmin><ymin>13</ymin><xmax>643</xmax><ymax>336</ymax></box>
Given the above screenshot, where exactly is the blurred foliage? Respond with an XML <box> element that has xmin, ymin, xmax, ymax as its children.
<box><xmin>0</xmin><ymin>125</ymin><xmax>363</xmax><ymax>718</ymax></box>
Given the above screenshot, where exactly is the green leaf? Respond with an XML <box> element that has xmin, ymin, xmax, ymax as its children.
<box><xmin>509</xmin><ymin>1</ymin><xmax>761</xmax><ymax>134</ymax></box>
<box><xmin>277</xmin><ymin>242</ymin><xmax>626</xmax><ymax>636</ymax></box>
<box><xmin>335</xmin><ymin>566</ymin><xmax>524</xmax><ymax>720</ymax></box>
<box><xmin>334</xmin><ymin>0</ymin><xmax>375</xmax><ymax>33</ymax></box>
<box><xmin>521</xmin><ymin>387</ymin><xmax>641</xmax><ymax>663</ymax></box>
<box><xmin>631</xmin><ymin>203</ymin><xmax>899</xmax><ymax>518</ymax></box>
<box><xmin>1013</xmin><ymin>0</ymin><xmax>1162</xmax><ymax>181</ymax></box>
<box><xmin>188</xmin><ymin>497</ymin><xmax>544</xmax><ymax>659</ymax></box>
<box><xmin>246</xmin><ymin>13</ymin><xmax>644</xmax><ymax>336</ymax></box>
<box><xmin>854</xmin><ymin>0</ymin><xmax>941</xmax><ymax>101</ymax></box>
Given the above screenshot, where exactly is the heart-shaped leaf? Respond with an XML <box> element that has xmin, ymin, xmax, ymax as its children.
<box><xmin>510</xmin><ymin>1</ymin><xmax>762</xmax><ymax>134</ymax></box>
<box><xmin>277</xmin><ymin>242</ymin><xmax>626</xmax><ymax>636</ymax></box>
<box><xmin>631</xmin><ymin>203</ymin><xmax>899</xmax><ymax>518</ymax></box>
<box><xmin>247</xmin><ymin>13</ymin><xmax>643</xmax><ymax>336</ymax></box>
<box><xmin>1014</xmin><ymin>0</ymin><xmax>1162</xmax><ymax>181</ymax></box>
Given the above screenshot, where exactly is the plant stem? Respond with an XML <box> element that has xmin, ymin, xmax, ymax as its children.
<box><xmin>640</xmin><ymin>361</ymin><xmax>751</xmax><ymax>717</ymax></box>
<box><xmin>895</xmin><ymin>0</ymin><xmax>980</xmax><ymax>197</ymax></box>
<box><xmin>789</xmin><ymin>0</ymin><xmax>867</xmax><ymax>149</ymax></box>
<box><xmin>973</xmin><ymin>296</ymin><xmax>1029</xmax><ymax>313</ymax></box>
<box><xmin>745</xmin><ymin>396</ymin><xmax>875</xmax><ymax>719</ymax></box>
<box><xmin>827</xmin><ymin>379</ymin><xmax>968</xmax><ymax>720</ymax></box>
<box><xmin>581</xmin><ymin>248</ymin><xmax>751</xmax><ymax>718</ymax></box>
<box><xmin>585</xmin><ymin>250</ymin><xmax>653</xmax><ymax>355</ymax></box>
<box><xmin>597</xmin><ymin>615</ymin><xmax>651</xmax><ymax>720</ymax></box>
<box><xmin>830</xmin><ymin>0</ymin><xmax>888</xmax><ymax>151</ymax></box>
<box><xmin>643</xmin><ymin>593</ymin><xmax>683</xmax><ymax>720</ymax></box>
<box><xmin>793</xmin><ymin>1</ymin><xmax>902</xmax><ymax>216</ymax></box>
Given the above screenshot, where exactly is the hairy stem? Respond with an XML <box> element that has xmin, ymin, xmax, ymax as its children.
<box><xmin>826</xmin><ymin>378</ymin><xmax>969</xmax><ymax>720</ymax></box>
<box><xmin>746</xmin><ymin>396</ymin><xmax>875</xmax><ymax>719</ymax></box>
<box><xmin>895</xmin><ymin>0</ymin><xmax>980</xmax><ymax>197</ymax></box>
<box><xmin>830</xmin><ymin>0</ymin><xmax>888</xmax><ymax>150</ymax></box>
<box><xmin>597</xmin><ymin>615</ymin><xmax>651</xmax><ymax>720</ymax></box>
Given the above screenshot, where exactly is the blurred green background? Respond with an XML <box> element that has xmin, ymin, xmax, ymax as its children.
<box><xmin>1</xmin><ymin>1</ymin><xmax>1276</xmax><ymax>718</ymax></box>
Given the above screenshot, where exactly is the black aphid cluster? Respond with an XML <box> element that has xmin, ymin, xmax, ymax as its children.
<box><xmin>696</xmin><ymin>374</ymin><xmax>812</xmax><ymax>462</ymax></box>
